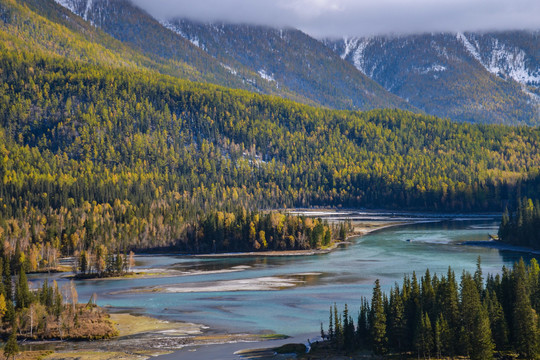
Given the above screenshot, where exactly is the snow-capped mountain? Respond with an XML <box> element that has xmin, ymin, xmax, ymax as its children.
<box><xmin>162</xmin><ymin>19</ymin><xmax>413</xmax><ymax>111</ymax></box>
<box><xmin>325</xmin><ymin>32</ymin><xmax>540</xmax><ymax>125</ymax></box>
<box><xmin>50</xmin><ymin>0</ymin><xmax>411</xmax><ymax>112</ymax></box>
<box><xmin>48</xmin><ymin>0</ymin><xmax>540</xmax><ymax>124</ymax></box>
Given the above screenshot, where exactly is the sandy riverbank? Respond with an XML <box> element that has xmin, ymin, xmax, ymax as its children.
<box><xmin>16</xmin><ymin>313</ymin><xmax>286</xmax><ymax>360</ymax></box>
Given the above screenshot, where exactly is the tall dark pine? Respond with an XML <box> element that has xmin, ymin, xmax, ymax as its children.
<box><xmin>370</xmin><ymin>279</ymin><xmax>387</xmax><ymax>355</ymax></box>
<box><xmin>512</xmin><ymin>260</ymin><xmax>539</xmax><ymax>359</ymax></box>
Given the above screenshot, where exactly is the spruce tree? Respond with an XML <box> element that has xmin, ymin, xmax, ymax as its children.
<box><xmin>513</xmin><ymin>260</ymin><xmax>538</xmax><ymax>359</ymax></box>
<box><xmin>388</xmin><ymin>286</ymin><xmax>406</xmax><ymax>352</ymax></box>
<box><xmin>485</xmin><ymin>290</ymin><xmax>508</xmax><ymax>350</ymax></box>
<box><xmin>470</xmin><ymin>304</ymin><xmax>494</xmax><ymax>360</ymax></box>
<box><xmin>15</xmin><ymin>267</ymin><xmax>31</xmax><ymax>309</ymax></box>
<box><xmin>370</xmin><ymin>279</ymin><xmax>387</xmax><ymax>355</ymax></box>
<box><xmin>4</xmin><ymin>328</ymin><xmax>19</xmax><ymax>360</ymax></box>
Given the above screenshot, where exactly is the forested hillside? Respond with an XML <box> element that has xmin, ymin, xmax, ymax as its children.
<box><xmin>1</xmin><ymin>48</ymin><xmax>540</xmax><ymax>264</ymax></box>
<box><xmin>161</xmin><ymin>19</ymin><xmax>413</xmax><ymax>111</ymax></box>
<box><xmin>0</xmin><ymin>0</ymin><xmax>309</xmax><ymax>104</ymax></box>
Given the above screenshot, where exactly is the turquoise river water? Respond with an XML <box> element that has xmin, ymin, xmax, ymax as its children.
<box><xmin>28</xmin><ymin>215</ymin><xmax>539</xmax><ymax>358</ymax></box>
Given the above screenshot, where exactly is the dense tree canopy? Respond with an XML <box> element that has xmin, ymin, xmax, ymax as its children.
<box><xmin>0</xmin><ymin>49</ymin><xmax>540</xmax><ymax>264</ymax></box>
<box><xmin>499</xmin><ymin>196</ymin><xmax>540</xmax><ymax>249</ymax></box>
<box><xmin>323</xmin><ymin>259</ymin><xmax>540</xmax><ymax>359</ymax></box>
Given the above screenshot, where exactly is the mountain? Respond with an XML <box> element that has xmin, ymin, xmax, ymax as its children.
<box><xmin>24</xmin><ymin>0</ymin><xmax>539</xmax><ymax>124</ymax></box>
<box><xmin>49</xmin><ymin>0</ymin><xmax>315</xmax><ymax>102</ymax></box>
<box><xmin>325</xmin><ymin>32</ymin><xmax>540</xmax><ymax>125</ymax></box>
<box><xmin>160</xmin><ymin>19</ymin><xmax>414</xmax><ymax>111</ymax></box>
<box><xmin>49</xmin><ymin>0</ymin><xmax>413</xmax><ymax>112</ymax></box>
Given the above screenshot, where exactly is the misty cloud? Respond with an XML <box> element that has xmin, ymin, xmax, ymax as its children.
<box><xmin>131</xmin><ymin>0</ymin><xmax>540</xmax><ymax>38</ymax></box>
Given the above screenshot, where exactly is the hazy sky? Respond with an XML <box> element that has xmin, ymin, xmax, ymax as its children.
<box><xmin>131</xmin><ymin>0</ymin><xmax>540</xmax><ymax>38</ymax></box>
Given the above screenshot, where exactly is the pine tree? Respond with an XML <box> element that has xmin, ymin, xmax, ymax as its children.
<box><xmin>370</xmin><ymin>279</ymin><xmax>387</xmax><ymax>355</ymax></box>
<box><xmin>485</xmin><ymin>290</ymin><xmax>508</xmax><ymax>351</ymax></box>
<box><xmin>388</xmin><ymin>286</ymin><xmax>406</xmax><ymax>352</ymax></box>
<box><xmin>15</xmin><ymin>267</ymin><xmax>31</xmax><ymax>309</ymax></box>
<box><xmin>4</xmin><ymin>328</ymin><xmax>19</xmax><ymax>360</ymax></box>
<box><xmin>328</xmin><ymin>306</ymin><xmax>334</xmax><ymax>340</ymax></box>
<box><xmin>470</xmin><ymin>304</ymin><xmax>494</xmax><ymax>360</ymax></box>
<box><xmin>513</xmin><ymin>260</ymin><xmax>538</xmax><ymax>359</ymax></box>
<box><xmin>473</xmin><ymin>256</ymin><xmax>484</xmax><ymax>297</ymax></box>
<box><xmin>421</xmin><ymin>312</ymin><xmax>433</xmax><ymax>359</ymax></box>
<box><xmin>434</xmin><ymin>314</ymin><xmax>450</xmax><ymax>358</ymax></box>
<box><xmin>356</xmin><ymin>298</ymin><xmax>369</xmax><ymax>349</ymax></box>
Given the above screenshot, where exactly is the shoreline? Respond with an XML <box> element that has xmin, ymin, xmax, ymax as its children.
<box><xmin>192</xmin><ymin>220</ymin><xmax>417</xmax><ymax>259</ymax></box>
<box><xmin>461</xmin><ymin>240</ymin><xmax>540</xmax><ymax>255</ymax></box>
<box><xmin>21</xmin><ymin>312</ymin><xmax>288</xmax><ymax>360</ymax></box>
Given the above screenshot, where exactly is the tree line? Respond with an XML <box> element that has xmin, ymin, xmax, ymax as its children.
<box><xmin>322</xmin><ymin>258</ymin><xmax>539</xmax><ymax>359</ymax></box>
<box><xmin>499</xmin><ymin>197</ymin><xmax>540</xmax><ymax>249</ymax></box>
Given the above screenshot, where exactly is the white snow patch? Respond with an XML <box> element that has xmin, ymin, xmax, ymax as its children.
<box><xmin>458</xmin><ymin>33</ymin><xmax>540</xmax><ymax>86</ymax></box>
<box><xmin>220</xmin><ymin>63</ymin><xmax>237</xmax><ymax>76</ymax></box>
<box><xmin>54</xmin><ymin>0</ymin><xmax>78</xmax><ymax>14</ymax></box>
<box><xmin>418</xmin><ymin>64</ymin><xmax>447</xmax><ymax>74</ymax></box>
<box><xmin>83</xmin><ymin>0</ymin><xmax>93</xmax><ymax>21</ymax></box>
<box><xmin>457</xmin><ymin>32</ymin><xmax>482</xmax><ymax>63</ymax></box>
<box><xmin>258</xmin><ymin>69</ymin><xmax>275</xmax><ymax>82</ymax></box>
<box><xmin>351</xmin><ymin>38</ymin><xmax>371</xmax><ymax>75</ymax></box>
<box><xmin>485</xmin><ymin>42</ymin><xmax>540</xmax><ymax>85</ymax></box>
<box><xmin>341</xmin><ymin>37</ymin><xmax>359</xmax><ymax>60</ymax></box>
<box><xmin>160</xmin><ymin>20</ymin><xmax>205</xmax><ymax>49</ymax></box>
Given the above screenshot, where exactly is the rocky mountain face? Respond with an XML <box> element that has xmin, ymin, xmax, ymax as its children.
<box><xmin>325</xmin><ymin>32</ymin><xmax>540</xmax><ymax>125</ymax></box>
<box><xmin>51</xmin><ymin>0</ymin><xmax>411</xmax><ymax>112</ymax></box>
<box><xmin>162</xmin><ymin>19</ymin><xmax>413</xmax><ymax>111</ymax></box>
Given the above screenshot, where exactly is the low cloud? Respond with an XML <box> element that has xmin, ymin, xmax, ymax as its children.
<box><xmin>131</xmin><ymin>0</ymin><xmax>540</xmax><ymax>38</ymax></box>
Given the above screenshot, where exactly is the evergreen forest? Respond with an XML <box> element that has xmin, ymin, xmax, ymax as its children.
<box><xmin>499</xmin><ymin>197</ymin><xmax>540</xmax><ymax>249</ymax></box>
<box><xmin>322</xmin><ymin>259</ymin><xmax>540</xmax><ymax>359</ymax></box>
<box><xmin>1</xmin><ymin>49</ymin><xmax>540</xmax><ymax>269</ymax></box>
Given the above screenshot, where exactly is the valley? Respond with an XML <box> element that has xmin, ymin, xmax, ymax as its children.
<box><xmin>21</xmin><ymin>213</ymin><xmax>536</xmax><ymax>359</ymax></box>
<box><xmin>0</xmin><ymin>0</ymin><xmax>539</xmax><ymax>358</ymax></box>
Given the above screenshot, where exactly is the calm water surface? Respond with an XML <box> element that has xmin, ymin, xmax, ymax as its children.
<box><xmin>31</xmin><ymin>218</ymin><xmax>536</xmax><ymax>338</ymax></box>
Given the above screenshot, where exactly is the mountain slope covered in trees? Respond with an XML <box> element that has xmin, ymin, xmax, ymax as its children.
<box><xmin>25</xmin><ymin>0</ymin><xmax>540</xmax><ymax>124</ymax></box>
<box><xmin>0</xmin><ymin>0</ymin><xmax>312</xmax><ymax>104</ymax></box>
<box><xmin>1</xmin><ymin>49</ymin><xmax>540</xmax><ymax>262</ymax></box>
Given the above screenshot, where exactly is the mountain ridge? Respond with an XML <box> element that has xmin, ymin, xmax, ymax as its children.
<box><xmin>325</xmin><ymin>31</ymin><xmax>540</xmax><ymax>125</ymax></box>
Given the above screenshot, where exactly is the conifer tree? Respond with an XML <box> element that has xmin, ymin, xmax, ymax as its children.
<box><xmin>485</xmin><ymin>290</ymin><xmax>509</xmax><ymax>350</ymax></box>
<box><xmin>416</xmin><ymin>312</ymin><xmax>433</xmax><ymax>359</ymax></box>
<box><xmin>15</xmin><ymin>267</ymin><xmax>31</xmax><ymax>309</ymax></box>
<box><xmin>388</xmin><ymin>286</ymin><xmax>406</xmax><ymax>352</ymax></box>
<box><xmin>470</xmin><ymin>304</ymin><xmax>494</xmax><ymax>360</ymax></box>
<box><xmin>4</xmin><ymin>328</ymin><xmax>19</xmax><ymax>360</ymax></box>
<box><xmin>513</xmin><ymin>260</ymin><xmax>538</xmax><ymax>359</ymax></box>
<box><xmin>370</xmin><ymin>279</ymin><xmax>387</xmax><ymax>355</ymax></box>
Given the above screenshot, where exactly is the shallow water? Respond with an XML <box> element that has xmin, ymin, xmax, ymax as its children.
<box><xmin>29</xmin><ymin>217</ymin><xmax>536</xmax><ymax>339</ymax></box>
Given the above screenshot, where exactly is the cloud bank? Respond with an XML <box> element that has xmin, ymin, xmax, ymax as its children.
<box><xmin>131</xmin><ymin>0</ymin><xmax>540</xmax><ymax>38</ymax></box>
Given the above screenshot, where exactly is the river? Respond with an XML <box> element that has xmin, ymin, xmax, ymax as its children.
<box><xmin>28</xmin><ymin>214</ymin><xmax>538</xmax><ymax>358</ymax></box>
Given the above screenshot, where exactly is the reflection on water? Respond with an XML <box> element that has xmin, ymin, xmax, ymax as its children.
<box><xmin>28</xmin><ymin>218</ymin><xmax>536</xmax><ymax>337</ymax></box>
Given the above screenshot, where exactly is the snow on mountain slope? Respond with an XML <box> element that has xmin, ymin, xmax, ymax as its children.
<box><xmin>162</xmin><ymin>18</ymin><xmax>415</xmax><ymax>112</ymax></box>
<box><xmin>457</xmin><ymin>32</ymin><xmax>540</xmax><ymax>86</ymax></box>
<box><xmin>325</xmin><ymin>32</ymin><xmax>540</xmax><ymax>125</ymax></box>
